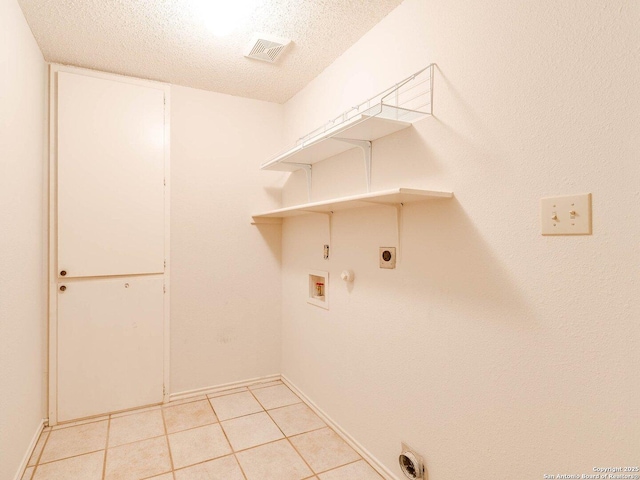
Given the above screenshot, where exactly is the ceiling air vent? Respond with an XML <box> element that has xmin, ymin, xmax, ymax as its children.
<box><xmin>244</xmin><ymin>34</ymin><xmax>291</xmax><ymax>63</ymax></box>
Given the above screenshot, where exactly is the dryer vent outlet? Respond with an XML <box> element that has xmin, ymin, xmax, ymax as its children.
<box><xmin>399</xmin><ymin>443</ymin><xmax>424</xmax><ymax>479</ymax></box>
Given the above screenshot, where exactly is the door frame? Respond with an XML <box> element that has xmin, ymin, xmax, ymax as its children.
<box><xmin>48</xmin><ymin>64</ymin><xmax>171</xmax><ymax>425</ymax></box>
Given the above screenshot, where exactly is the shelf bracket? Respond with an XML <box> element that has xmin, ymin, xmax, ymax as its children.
<box><xmin>396</xmin><ymin>203</ymin><xmax>403</xmax><ymax>264</ymax></box>
<box><xmin>333</xmin><ymin>138</ymin><xmax>372</xmax><ymax>192</ymax></box>
<box><xmin>281</xmin><ymin>162</ymin><xmax>313</xmax><ymax>202</ymax></box>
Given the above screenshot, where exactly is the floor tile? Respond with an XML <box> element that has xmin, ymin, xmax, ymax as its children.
<box><xmin>28</xmin><ymin>430</ymin><xmax>49</xmax><ymax>466</ymax></box>
<box><xmin>221</xmin><ymin>412</ymin><xmax>284</xmax><ymax>451</ymax></box>
<box><xmin>318</xmin><ymin>460</ymin><xmax>382</xmax><ymax>479</ymax></box>
<box><xmin>209</xmin><ymin>391</ymin><xmax>264</xmax><ymax>421</ymax></box>
<box><xmin>33</xmin><ymin>451</ymin><xmax>104</xmax><ymax>480</ymax></box>
<box><xmin>105</xmin><ymin>436</ymin><xmax>171</xmax><ymax>480</ymax></box>
<box><xmin>168</xmin><ymin>423</ymin><xmax>231</xmax><ymax>469</ymax></box>
<box><xmin>108</xmin><ymin>409</ymin><xmax>165</xmax><ymax>447</ymax></box>
<box><xmin>174</xmin><ymin>455</ymin><xmax>244</xmax><ymax>480</ymax></box>
<box><xmin>40</xmin><ymin>420</ymin><xmax>108</xmax><ymax>463</ymax></box>
<box><xmin>207</xmin><ymin>387</ymin><xmax>248</xmax><ymax>399</ymax></box>
<box><xmin>21</xmin><ymin>466</ymin><xmax>34</xmax><ymax>480</ymax></box>
<box><xmin>236</xmin><ymin>439</ymin><xmax>312</xmax><ymax>480</ymax></box>
<box><xmin>268</xmin><ymin>403</ymin><xmax>326</xmax><ymax>437</ymax></box>
<box><xmin>251</xmin><ymin>385</ymin><xmax>301</xmax><ymax>410</ymax></box>
<box><xmin>289</xmin><ymin>428</ymin><xmax>360</xmax><ymax>473</ymax></box>
<box><xmin>163</xmin><ymin>400</ymin><xmax>217</xmax><ymax>434</ymax></box>
<box><xmin>248</xmin><ymin>380</ymin><xmax>283</xmax><ymax>391</ymax></box>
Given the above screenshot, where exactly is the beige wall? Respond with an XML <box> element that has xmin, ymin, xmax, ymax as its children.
<box><xmin>0</xmin><ymin>0</ymin><xmax>47</xmax><ymax>478</ymax></box>
<box><xmin>170</xmin><ymin>85</ymin><xmax>284</xmax><ymax>394</ymax></box>
<box><xmin>280</xmin><ymin>0</ymin><xmax>640</xmax><ymax>478</ymax></box>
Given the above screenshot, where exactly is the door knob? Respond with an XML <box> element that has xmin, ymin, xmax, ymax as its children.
<box><xmin>59</xmin><ymin>285</ymin><xmax>66</xmax><ymax>292</ymax></box>
<box><xmin>60</xmin><ymin>270</ymin><xmax>67</xmax><ymax>276</ymax></box>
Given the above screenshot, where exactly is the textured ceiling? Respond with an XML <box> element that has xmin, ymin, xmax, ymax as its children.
<box><xmin>18</xmin><ymin>0</ymin><xmax>403</xmax><ymax>103</ymax></box>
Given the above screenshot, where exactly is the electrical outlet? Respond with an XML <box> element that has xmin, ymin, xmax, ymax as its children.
<box><xmin>380</xmin><ymin>247</ymin><xmax>396</xmax><ymax>269</ymax></box>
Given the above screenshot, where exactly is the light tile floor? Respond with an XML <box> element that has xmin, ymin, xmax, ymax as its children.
<box><xmin>23</xmin><ymin>381</ymin><xmax>383</xmax><ymax>480</ymax></box>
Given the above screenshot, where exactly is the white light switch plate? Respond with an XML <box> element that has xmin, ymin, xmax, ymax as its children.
<box><xmin>540</xmin><ymin>193</ymin><xmax>592</xmax><ymax>235</ymax></box>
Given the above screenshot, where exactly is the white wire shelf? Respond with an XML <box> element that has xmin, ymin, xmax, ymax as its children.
<box><xmin>251</xmin><ymin>188</ymin><xmax>452</xmax><ymax>224</ymax></box>
<box><xmin>261</xmin><ymin>65</ymin><xmax>434</xmax><ymax>172</ymax></box>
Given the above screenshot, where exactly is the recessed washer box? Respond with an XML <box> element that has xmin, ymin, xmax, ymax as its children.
<box><xmin>308</xmin><ymin>270</ymin><xmax>328</xmax><ymax>309</ymax></box>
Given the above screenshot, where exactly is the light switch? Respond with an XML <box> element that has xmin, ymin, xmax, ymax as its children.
<box><xmin>540</xmin><ymin>193</ymin><xmax>592</xmax><ymax>235</ymax></box>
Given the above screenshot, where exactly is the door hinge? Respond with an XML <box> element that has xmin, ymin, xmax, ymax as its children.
<box><xmin>163</xmin><ymin>284</ymin><xmax>166</xmax><ymax>294</ymax></box>
<box><xmin>164</xmin><ymin>260</ymin><xmax>166</xmax><ymax>268</ymax></box>
<box><xmin>163</xmin><ymin>178</ymin><xmax>166</xmax><ymax>186</ymax></box>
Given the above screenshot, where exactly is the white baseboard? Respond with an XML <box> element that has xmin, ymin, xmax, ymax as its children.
<box><xmin>13</xmin><ymin>419</ymin><xmax>45</xmax><ymax>480</ymax></box>
<box><xmin>168</xmin><ymin>373</ymin><xmax>281</xmax><ymax>402</ymax></box>
<box><xmin>281</xmin><ymin>375</ymin><xmax>399</xmax><ymax>480</ymax></box>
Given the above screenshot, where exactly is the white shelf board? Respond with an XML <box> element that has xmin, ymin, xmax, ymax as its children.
<box><xmin>252</xmin><ymin>188</ymin><xmax>452</xmax><ymax>223</ymax></box>
<box><xmin>261</xmin><ymin>111</ymin><xmax>415</xmax><ymax>172</ymax></box>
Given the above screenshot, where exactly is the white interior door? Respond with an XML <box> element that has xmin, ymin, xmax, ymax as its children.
<box><xmin>57</xmin><ymin>276</ymin><xmax>164</xmax><ymax>422</ymax></box>
<box><xmin>52</xmin><ymin>69</ymin><xmax>168</xmax><ymax>423</ymax></box>
<box><xmin>57</xmin><ymin>71</ymin><xmax>165</xmax><ymax>278</ymax></box>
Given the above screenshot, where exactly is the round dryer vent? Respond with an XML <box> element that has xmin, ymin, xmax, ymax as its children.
<box><xmin>399</xmin><ymin>447</ymin><xmax>424</xmax><ymax>479</ymax></box>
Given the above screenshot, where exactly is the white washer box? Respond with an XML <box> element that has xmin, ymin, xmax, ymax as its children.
<box><xmin>308</xmin><ymin>270</ymin><xmax>329</xmax><ymax>310</ymax></box>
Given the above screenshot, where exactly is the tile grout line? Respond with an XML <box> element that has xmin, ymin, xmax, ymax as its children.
<box><xmin>36</xmin><ymin>415</ymin><xmax>172</xmax><ymax>466</ymax></box>
<box><xmin>101</xmin><ymin>415</ymin><xmax>111</xmax><ymax>480</ymax></box>
<box><xmin>34</xmin><ymin>448</ymin><xmax>107</xmax><ymax>467</ymax></box>
<box><xmin>286</xmin><ymin>425</ymin><xmax>366</xmax><ymax>478</ymax></box>
<box><xmin>99</xmin><ymin>431</ymin><xmax>171</xmax><ymax>451</ymax></box>
<box><xmin>281</xmin><ymin>380</ymin><xmax>380</xmax><ymax>477</ymax></box>
<box><xmin>168</xmin><ymin>453</ymin><xmax>239</xmax><ymax>478</ymax></box>
<box><xmin>313</xmin><ymin>458</ymin><xmax>365</xmax><ymax>477</ymax></box>
<box><xmin>160</xmin><ymin>403</ymin><xmax>177</xmax><ymax>477</ymax></box>
<box><xmin>248</xmin><ymin>388</ymin><xmax>286</xmax><ymax>440</ymax></box>
<box><xmin>206</xmin><ymin>394</ymin><xmax>262</xmax><ymax>423</ymax></box>
<box><xmin>31</xmin><ymin>381</ymin><xmax>373</xmax><ymax>480</ymax></box>
<box><xmin>210</xmin><ymin>390</ymin><xmax>325</xmax><ymax>440</ymax></box>
<box><xmin>40</xmin><ymin>398</ymin><xmax>222</xmax><ymax>465</ymax></box>
<box><xmin>255</xmin><ymin>385</ymin><xmax>368</xmax><ymax>478</ymax></box>
<box><xmin>286</xmin><ymin>436</ymin><xmax>317</xmax><ymax>476</ymax></box>
<box><xmin>281</xmin><ymin>378</ymin><xmax>384</xmax><ymax>478</ymax></box>
<box><xmin>206</xmin><ymin>395</ymin><xmax>248</xmax><ymax>480</ymax></box>
<box><xmin>30</xmin><ymin>428</ymin><xmax>51</xmax><ymax>479</ymax></box>
<box><xmin>248</xmin><ymin>387</ymin><xmax>303</xmax><ymax>413</ymax></box>
<box><xmin>247</xmin><ymin>387</ymin><xmax>318</xmax><ymax>477</ymax></box>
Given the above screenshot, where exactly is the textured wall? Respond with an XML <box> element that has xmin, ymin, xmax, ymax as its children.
<box><xmin>280</xmin><ymin>0</ymin><xmax>640</xmax><ymax>478</ymax></box>
<box><xmin>170</xmin><ymin>85</ymin><xmax>284</xmax><ymax>393</ymax></box>
<box><xmin>0</xmin><ymin>0</ymin><xmax>47</xmax><ymax>478</ymax></box>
